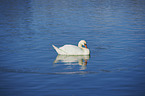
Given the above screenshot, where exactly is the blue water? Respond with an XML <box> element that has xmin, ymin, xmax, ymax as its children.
<box><xmin>0</xmin><ymin>0</ymin><xmax>145</xmax><ymax>96</ymax></box>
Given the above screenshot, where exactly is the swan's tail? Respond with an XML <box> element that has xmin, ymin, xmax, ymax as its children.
<box><xmin>52</xmin><ymin>45</ymin><xmax>66</xmax><ymax>55</ymax></box>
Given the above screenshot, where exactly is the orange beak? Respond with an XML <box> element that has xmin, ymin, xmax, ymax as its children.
<box><xmin>84</xmin><ymin>44</ymin><xmax>87</xmax><ymax>48</ymax></box>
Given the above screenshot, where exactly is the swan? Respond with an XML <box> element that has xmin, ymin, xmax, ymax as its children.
<box><xmin>52</xmin><ymin>40</ymin><xmax>90</xmax><ymax>55</ymax></box>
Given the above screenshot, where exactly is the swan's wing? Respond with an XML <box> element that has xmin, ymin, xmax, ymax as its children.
<box><xmin>52</xmin><ymin>45</ymin><xmax>67</xmax><ymax>55</ymax></box>
<box><xmin>59</xmin><ymin>45</ymin><xmax>84</xmax><ymax>55</ymax></box>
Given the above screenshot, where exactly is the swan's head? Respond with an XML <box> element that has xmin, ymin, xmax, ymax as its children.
<box><xmin>78</xmin><ymin>40</ymin><xmax>87</xmax><ymax>48</ymax></box>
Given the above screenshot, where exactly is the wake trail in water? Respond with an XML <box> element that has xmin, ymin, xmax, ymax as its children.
<box><xmin>0</xmin><ymin>67</ymin><xmax>98</xmax><ymax>75</ymax></box>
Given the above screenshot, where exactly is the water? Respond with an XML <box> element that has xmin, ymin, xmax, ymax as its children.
<box><xmin>0</xmin><ymin>0</ymin><xmax>145</xmax><ymax>96</ymax></box>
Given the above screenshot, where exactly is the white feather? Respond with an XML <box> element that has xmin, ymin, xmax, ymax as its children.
<box><xmin>52</xmin><ymin>40</ymin><xmax>90</xmax><ymax>55</ymax></box>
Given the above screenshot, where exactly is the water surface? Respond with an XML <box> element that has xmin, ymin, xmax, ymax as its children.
<box><xmin>0</xmin><ymin>0</ymin><xmax>145</xmax><ymax>96</ymax></box>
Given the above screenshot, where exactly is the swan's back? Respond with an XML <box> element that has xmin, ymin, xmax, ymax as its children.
<box><xmin>60</xmin><ymin>45</ymin><xmax>84</xmax><ymax>55</ymax></box>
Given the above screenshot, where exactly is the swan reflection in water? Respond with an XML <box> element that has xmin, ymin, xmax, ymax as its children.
<box><xmin>53</xmin><ymin>55</ymin><xmax>90</xmax><ymax>70</ymax></box>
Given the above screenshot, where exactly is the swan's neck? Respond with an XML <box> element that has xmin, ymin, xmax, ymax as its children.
<box><xmin>78</xmin><ymin>43</ymin><xmax>83</xmax><ymax>48</ymax></box>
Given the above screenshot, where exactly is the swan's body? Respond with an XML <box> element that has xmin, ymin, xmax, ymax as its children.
<box><xmin>52</xmin><ymin>40</ymin><xmax>90</xmax><ymax>55</ymax></box>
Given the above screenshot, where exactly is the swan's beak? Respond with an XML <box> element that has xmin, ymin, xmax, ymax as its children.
<box><xmin>84</xmin><ymin>44</ymin><xmax>87</xmax><ymax>48</ymax></box>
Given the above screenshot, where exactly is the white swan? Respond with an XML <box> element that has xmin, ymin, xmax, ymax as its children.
<box><xmin>52</xmin><ymin>40</ymin><xmax>90</xmax><ymax>55</ymax></box>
